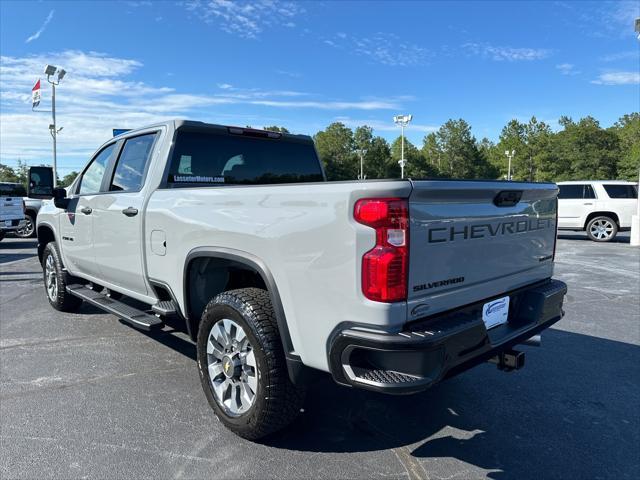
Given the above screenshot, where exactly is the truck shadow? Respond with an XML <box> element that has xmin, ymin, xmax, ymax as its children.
<box><xmin>265</xmin><ymin>328</ymin><xmax>639</xmax><ymax>479</ymax></box>
<box><xmin>558</xmin><ymin>233</ymin><xmax>630</xmax><ymax>244</ymax></box>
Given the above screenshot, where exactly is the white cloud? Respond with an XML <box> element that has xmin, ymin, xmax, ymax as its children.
<box><xmin>275</xmin><ymin>69</ymin><xmax>301</xmax><ymax>78</ymax></box>
<box><xmin>184</xmin><ymin>0</ymin><xmax>304</xmax><ymax>39</ymax></box>
<box><xmin>556</xmin><ymin>63</ymin><xmax>580</xmax><ymax>75</ymax></box>
<box><xmin>609</xmin><ymin>0</ymin><xmax>640</xmax><ymax>34</ymax></box>
<box><xmin>600</xmin><ymin>51</ymin><xmax>639</xmax><ymax>62</ymax></box>
<box><xmin>335</xmin><ymin>116</ymin><xmax>438</xmax><ymax>134</ymax></box>
<box><xmin>25</xmin><ymin>10</ymin><xmax>54</xmax><ymax>43</ymax></box>
<box><xmin>324</xmin><ymin>33</ymin><xmax>430</xmax><ymax>67</ymax></box>
<box><xmin>591</xmin><ymin>71</ymin><xmax>640</xmax><ymax>85</ymax></box>
<box><xmin>251</xmin><ymin>99</ymin><xmax>400</xmax><ymax>110</ymax></box>
<box><xmin>1</xmin><ymin>50</ymin><xmax>406</xmax><ymax>169</ymax></box>
<box><xmin>463</xmin><ymin>43</ymin><xmax>551</xmax><ymax>61</ymax></box>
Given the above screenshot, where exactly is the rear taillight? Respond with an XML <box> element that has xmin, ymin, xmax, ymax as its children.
<box><xmin>354</xmin><ymin>198</ymin><xmax>409</xmax><ymax>302</ymax></box>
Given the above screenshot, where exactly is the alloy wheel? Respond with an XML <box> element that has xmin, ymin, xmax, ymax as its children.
<box><xmin>45</xmin><ymin>254</ymin><xmax>58</xmax><ymax>301</ymax></box>
<box><xmin>15</xmin><ymin>217</ymin><xmax>34</xmax><ymax>238</ymax></box>
<box><xmin>590</xmin><ymin>219</ymin><xmax>614</xmax><ymax>240</ymax></box>
<box><xmin>206</xmin><ymin>318</ymin><xmax>258</xmax><ymax>417</ymax></box>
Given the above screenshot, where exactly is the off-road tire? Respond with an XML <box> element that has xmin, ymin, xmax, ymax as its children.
<box><xmin>586</xmin><ymin>216</ymin><xmax>618</xmax><ymax>242</ymax></box>
<box><xmin>42</xmin><ymin>242</ymin><xmax>83</xmax><ymax>312</ymax></box>
<box><xmin>196</xmin><ymin>287</ymin><xmax>305</xmax><ymax>440</ymax></box>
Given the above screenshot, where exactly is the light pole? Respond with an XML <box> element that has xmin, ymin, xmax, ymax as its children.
<box><xmin>631</xmin><ymin>17</ymin><xmax>640</xmax><ymax>246</ymax></box>
<box><xmin>44</xmin><ymin>64</ymin><xmax>66</xmax><ymax>187</ymax></box>
<box><xmin>393</xmin><ymin>114</ymin><xmax>412</xmax><ymax>178</ymax></box>
<box><xmin>504</xmin><ymin>149</ymin><xmax>515</xmax><ymax>181</ymax></box>
<box><xmin>356</xmin><ymin>148</ymin><xmax>367</xmax><ymax>180</ymax></box>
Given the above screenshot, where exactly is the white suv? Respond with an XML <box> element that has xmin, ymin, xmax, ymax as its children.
<box><xmin>557</xmin><ymin>180</ymin><xmax>638</xmax><ymax>242</ymax></box>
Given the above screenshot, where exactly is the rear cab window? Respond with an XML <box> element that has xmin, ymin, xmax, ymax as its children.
<box><xmin>167</xmin><ymin>129</ymin><xmax>324</xmax><ymax>187</ymax></box>
<box><xmin>603</xmin><ymin>184</ymin><xmax>638</xmax><ymax>199</ymax></box>
<box><xmin>0</xmin><ymin>183</ymin><xmax>27</xmax><ymax>197</ymax></box>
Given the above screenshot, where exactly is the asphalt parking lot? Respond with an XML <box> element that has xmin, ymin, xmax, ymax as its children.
<box><xmin>1</xmin><ymin>233</ymin><xmax>638</xmax><ymax>480</ymax></box>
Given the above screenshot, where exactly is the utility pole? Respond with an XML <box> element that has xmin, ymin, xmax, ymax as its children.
<box><xmin>44</xmin><ymin>65</ymin><xmax>66</xmax><ymax>187</ymax></box>
<box><xmin>393</xmin><ymin>114</ymin><xmax>412</xmax><ymax>178</ymax></box>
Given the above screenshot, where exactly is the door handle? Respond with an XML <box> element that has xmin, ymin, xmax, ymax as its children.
<box><xmin>80</xmin><ymin>206</ymin><xmax>92</xmax><ymax>215</ymax></box>
<box><xmin>583</xmin><ymin>203</ymin><xmax>593</xmax><ymax>205</ymax></box>
<box><xmin>122</xmin><ymin>207</ymin><xmax>138</xmax><ymax>217</ymax></box>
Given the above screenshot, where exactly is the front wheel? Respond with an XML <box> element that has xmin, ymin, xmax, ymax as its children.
<box><xmin>586</xmin><ymin>216</ymin><xmax>618</xmax><ymax>242</ymax></box>
<box><xmin>43</xmin><ymin>242</ymin><xmax>82</xmax><ymax>312</ymax></box>
<box><xmin>196</xmin><ymin>288</ymin><xmax>305</xmax><ymax>440</ymax></box>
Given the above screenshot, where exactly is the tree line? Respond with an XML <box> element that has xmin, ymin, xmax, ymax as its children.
<box><xmin>312</xmin><ymin>112</ymin><xmax>639</xmax><ymax>182</ymax></box>
<box><xmin>1</xmin><ymin>113</ymin><xmax>638</xmax><ymax>187</ymax></box>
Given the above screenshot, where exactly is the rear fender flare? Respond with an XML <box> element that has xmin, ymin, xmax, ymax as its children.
<box><xmin>183</xmin><ymin>247</ymin><xmax>296</xmax><ymax>359</ymax></box>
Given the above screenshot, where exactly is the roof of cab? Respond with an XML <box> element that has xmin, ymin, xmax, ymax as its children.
<box><xmin>112</xmin><ymin>119</ymin><xmax>312</xmax><ymax>142</ymax></box>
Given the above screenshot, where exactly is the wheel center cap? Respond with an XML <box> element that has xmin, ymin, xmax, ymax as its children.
<box><xmin>222</xmin><ymin>355</ymin><xmax>239</xmax><ymax>378</ymax></box>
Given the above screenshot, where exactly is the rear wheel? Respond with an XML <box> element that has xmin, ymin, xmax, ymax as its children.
<box><xmin>15</xmin><ymin>213</ymin><xmax>36</xmax><ymax>238</ymax></box>
<box><xmin>196</xmin><ymin>288</ymin><xmax>305</xmax><ymax>440</ymax></box>
<box><xmin>586</xmin><ymin>216</ymin><xmax>618</xmax><ymax>242</ymax></box>
<box><xmin>43</xmin><ymin>242</ymin><xmax>82</xmax><ymax>312</ymax></box>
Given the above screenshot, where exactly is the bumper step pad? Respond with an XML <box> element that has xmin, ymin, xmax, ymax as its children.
<box><xmin>66</xmin><ymin>284</ymin><xmax>163</xmax><ymax>331</ymax></box>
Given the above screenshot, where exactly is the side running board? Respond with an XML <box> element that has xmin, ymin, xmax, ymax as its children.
<box><xmin>66</xmin><ymin>284</ymin><xmax>163</xmax><ymax>331</ymax></box>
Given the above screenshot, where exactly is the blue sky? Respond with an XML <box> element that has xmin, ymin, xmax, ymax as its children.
<box><xmin>1</xmin><ymin>0</ymin><xmax>639</xmax><ymax>176</ymax></box>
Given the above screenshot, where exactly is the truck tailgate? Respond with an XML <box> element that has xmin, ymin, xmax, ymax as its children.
<box><xmin>407</xmin><ymin>180</ymin><xmax>558</xmax><ymax>321</ymax></box>
<box><xmin>1</xmin><ymin>196</ymin><xmax>24</xmax><ymax>221</ymax></box>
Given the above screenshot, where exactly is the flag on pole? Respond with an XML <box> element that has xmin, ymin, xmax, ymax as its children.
<box><xmin>32</xmin><ymin>79</ymin><xmax>41</xmax><ymax>108</ymax></box>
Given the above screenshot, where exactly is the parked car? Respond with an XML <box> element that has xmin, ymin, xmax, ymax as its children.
<box><xmin>0</xmin><ymin>182</ymin><xmax>44</xmax><ymax>238</ymax></box>
<box><xmin>0</xmin><ymin>182</ymin><xmax>26</xmax><ymax>241</ymax></box>
<box><xmin>29</xmin><ymin>120</ymin><xmax>567</xmax><ymax>439</ymax></box>
<box><xmin>557</xmin><ymin>180</ymin><xmax>638</xmax><ymax>242</ymax></box>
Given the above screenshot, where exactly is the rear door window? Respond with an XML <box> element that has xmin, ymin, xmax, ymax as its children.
<box><xmin>603</xmin><ymin>184</ymin><xmax>638</xmax><ymax>199</ymax></box>
<box><xmin>109</xmin><ymin>133</ymin><xmax>158</xmax><ymax>192</ymax></box>
<box><xmin>167</xmin><ymin>130</ymin><xmax>323</xmax><ymax>186</ymax></box>
<box><xmin>558</xmin><ymin>184</ymin><xmax>588</xmax><ymax>199</ymax></box>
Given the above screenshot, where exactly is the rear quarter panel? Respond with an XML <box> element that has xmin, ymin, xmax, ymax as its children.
<box><xmin>145</xmin><ymin>180</ymin><xmax>411</xmax><ymax>372</ymax></box>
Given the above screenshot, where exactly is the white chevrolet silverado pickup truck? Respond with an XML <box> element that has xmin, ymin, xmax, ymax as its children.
<box><xmin>29</xmin><ymin>120</ymin><xmax>567</xmax><ymax>439</ymax></box>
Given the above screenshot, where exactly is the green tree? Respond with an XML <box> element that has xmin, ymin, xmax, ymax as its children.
<box><xmin>421</xmin><ymin>132</ymin><xmax>443</xmax><ymax>172</ymax></box>
<box><xmin>314</xmin><ymin>122</ymin><xmax>357</xmax><ymax>180</ymax></box>
<box><xmin>552</xmin><ymin>116</ymin><xmax>620</xmax><ymax>180</ymax></box>
<box><xmin>435</xmin><ymin>119</ymin><xmax>496</xmax><ymax>178</ymax></box>
<box><xmin>611</xmin><ymin>113</ymin><xmax>640</xmax><ymax>180</ymax></box>
<box><xmin>263</xmin><ymin>125</ymin><xmax>290</xmax><ymax>133</ymax></box>
<box><xmin>59</xmin><ymin>171</ymin><xmax>79</xmax><ymax>188</ymax></box>
<box><xmin>0</xmin><ymin>164</ymin><xmax>20</xmax><ymax>183</ymax></box>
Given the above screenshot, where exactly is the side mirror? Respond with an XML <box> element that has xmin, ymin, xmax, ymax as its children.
<box><xmin>28</xmin><ymin>166</ymin><xmax>54</xmax><ymax>199</ymax></box>
<box><xmin>53</xmin><ymin>188</ymin><xmax>70</xmax><ymax>209</ymax></box>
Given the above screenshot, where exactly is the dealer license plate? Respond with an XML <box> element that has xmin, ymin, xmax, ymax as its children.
<box><xmin>482</xmin><ymin>296</ymin><xmax>510</xmax><ymax>330</ymax></box>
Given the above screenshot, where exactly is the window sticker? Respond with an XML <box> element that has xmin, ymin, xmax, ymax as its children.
<box><xmin>173</xmin><ymin>175</ymin><xmax>225</xmax><ymax>183</ymax></box>
<box><xmin>178</xmin><ymin>155</ymin><xmax>192</xmax><ymax>174</ymax></box>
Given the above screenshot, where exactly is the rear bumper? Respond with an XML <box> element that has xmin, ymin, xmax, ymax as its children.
<box><xmin>328</xmin><ymin>278</ymin><xmax>567</xmax><ymax>394</ymax></box>
<box><xmin>1</xmin><ymin>219</ymin><xmax>25</xmax><ymax>232</ymax></box>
